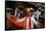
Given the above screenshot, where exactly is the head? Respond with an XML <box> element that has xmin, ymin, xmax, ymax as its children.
<box><xmin>23</xmin><ymin>7</ymin><xmax>33</xmax><ymax>15</ymax></box>
<box><xmin>6</xmin><ymin>8</ymin><xmax>13</xmax><ymax>18</ymax></box>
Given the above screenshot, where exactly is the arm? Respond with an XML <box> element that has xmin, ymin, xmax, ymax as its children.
<box><xmin>31</xmin><ymin>15</ymin><xmax>38</xmax><ymax>25</ymax></box>
<box><xmin>31</xmin><ymin>15</ymin><xmax>43</xmax><ymax>28</ymax></box>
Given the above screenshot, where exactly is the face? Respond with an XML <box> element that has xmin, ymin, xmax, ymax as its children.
<box><xmin>6</xmin><ymin>12</ymin><xmax>11</xmax><ymax>18</ymax></box>
<box><xmin>23</xmin><ymin>7</ymin><xmax>32</xmax><ymax>15</ymax></box>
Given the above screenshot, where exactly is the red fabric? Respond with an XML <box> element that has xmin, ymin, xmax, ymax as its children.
<box><xmin>29</xmin><ymin>16</ymin><xmax>32</xmax><ymax>29</ymax></box>
<box><xmin>7</xmin><ymin>16</ymin><xmax>26</xmax><ymax>26</ymax></box>
<box><xmin>7</xmin><ymin>16</ymin><xmax>32</xmax><ymax>29</ymax></box>
<box><xmin>23</xmin><ymin>17</ymin><xmax>26</xmax><ymax>29</ymax></box>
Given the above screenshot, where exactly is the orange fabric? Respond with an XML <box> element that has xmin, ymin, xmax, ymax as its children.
<box><xmin>7</xmin><ymin>16</ymin><xmax>26</xmax><ymax>27</ymax></box>
<box><xmin>7</xmin><ymin>16</ymin><xmax>32</xmax><ymax>29</ymax></box>
<box><xmin>29</xmin><ymin>16</ymin><xmax>32</xmax><ymax>29</ymax></box>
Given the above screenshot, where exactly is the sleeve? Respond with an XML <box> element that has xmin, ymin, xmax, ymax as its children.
<box><xmin>31</xmin><ymin>15</ymin><xmax>38</xmax><ymax>25</ymax></box>
<box><xmin>14</xmin><ymin>10</ymin><xmax>18</xmax><ymax>16</ymax></box>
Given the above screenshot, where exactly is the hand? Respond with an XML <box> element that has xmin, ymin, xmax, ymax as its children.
<box><xmin>36</xmin><ymin>22</ymin><xmax>43</xmax><ymax>28</ymax></box>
